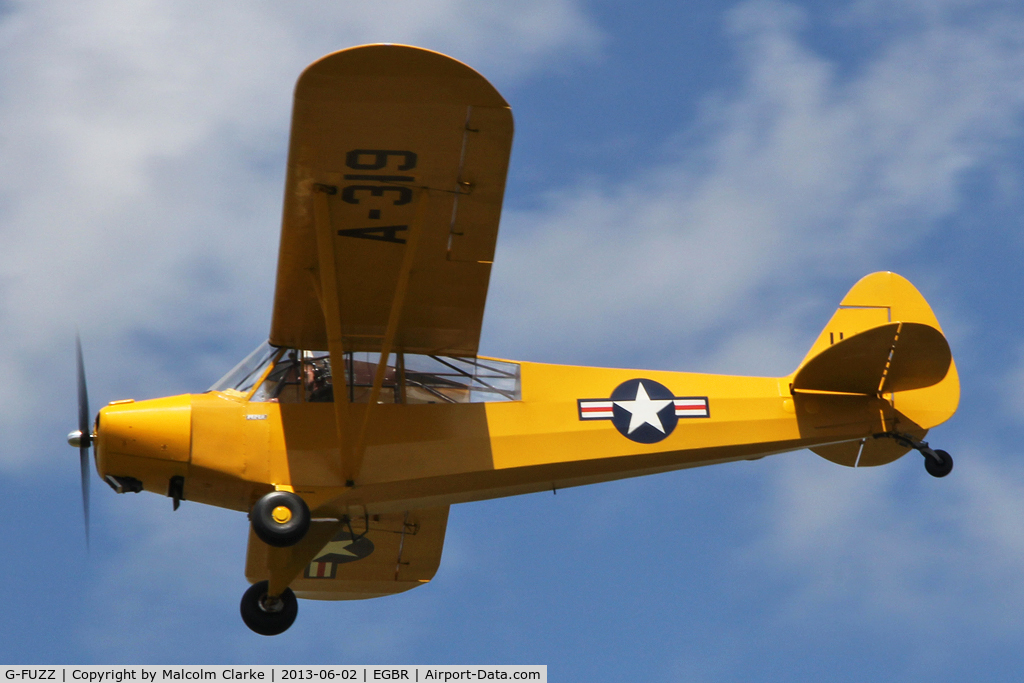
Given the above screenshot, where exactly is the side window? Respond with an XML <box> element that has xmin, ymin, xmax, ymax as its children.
<box><xmin>244</xmin><ymin>348</ymin><xmax>519</xmax><ymax>404</ymax></box>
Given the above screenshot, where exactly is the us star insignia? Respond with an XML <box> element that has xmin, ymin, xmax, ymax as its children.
<box><xmin>578</xmin><ymin>379</ymin><xmax>710</xmax><ymax>443</ymax></box>
<box><xmin>304</xmin><ymin>531</ymin><xmax>375</xmax><ymax>579</ymax></box>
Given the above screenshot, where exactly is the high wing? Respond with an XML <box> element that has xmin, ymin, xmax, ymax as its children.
<box><xmin>245</xmin><ymin>507</ymin><xmax>450</xmax><ymax>600</ymax></box>
<box><xmin>269</xmin><ymin>44</ymin><xmax>514</xmax><ymax>357</ymax></box>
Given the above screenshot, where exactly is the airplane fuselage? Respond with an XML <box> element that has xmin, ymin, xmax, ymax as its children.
<box><xmin>96</xmin><ymin>358</ymin><xmax>892</xmax><ymax>518</ymax></box>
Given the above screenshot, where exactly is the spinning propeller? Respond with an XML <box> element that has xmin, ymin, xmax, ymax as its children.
<box><xmin>68</xmin><ymin>334</ymin><xmax>91</xmax><ymax>546</ymax></box>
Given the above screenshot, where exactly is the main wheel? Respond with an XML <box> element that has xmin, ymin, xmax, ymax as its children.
<box><xmin>924</xmin><ymin>449</ymin><xmax>953</xmax><ymax>478</ymax></box>
<box><xmin>250</xmin><ymin>491</ymin><xmax>310</xmax><ymax>547</ymax></box>
<box><xmin>240</xmin><ymin>580</ymin><xmax>298</xmax><ymax>636</ymax></box>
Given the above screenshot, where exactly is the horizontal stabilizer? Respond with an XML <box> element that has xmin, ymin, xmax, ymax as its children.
<box><xmin>794</xmin><ymin>321</ymin><xmax>951</xmax><ymax>395</ymax></box>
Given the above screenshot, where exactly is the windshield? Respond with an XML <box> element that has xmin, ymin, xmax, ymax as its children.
<box><xmin>209</xmin><ymin>341</ymin><xmax>280</xmax><ymax>394</ymax></box>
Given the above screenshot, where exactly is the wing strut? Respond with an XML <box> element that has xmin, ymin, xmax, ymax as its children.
<box><xmin>311</xmin><ymin>185</ymin><xmax>431</xmax><ymax>485</ymax></box>
<box><xmin>350</xmin><ymin>188</ymin><xmax>431</xmax><ymax>483</ymax></box>
<box><xmin>311</xmin><ymin>185</ymin><xmax>354</xmax><ymax>483</ymax></box>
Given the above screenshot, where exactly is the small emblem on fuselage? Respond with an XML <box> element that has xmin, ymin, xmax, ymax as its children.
<box><xmin>578</xmin><ymin>379</ymin><xmax>709</xmax><ymax>444</ymax></box>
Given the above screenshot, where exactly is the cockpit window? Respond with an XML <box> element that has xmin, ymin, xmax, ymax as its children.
<box><xmin>209</xmin><ymin>341</ymin><xmax>279</xmax><ymax>395</ymax></box>
<box><xmin>241</xmin><ymin>346</ymin><xmax>520</xmax><ymax>404</ymax></box>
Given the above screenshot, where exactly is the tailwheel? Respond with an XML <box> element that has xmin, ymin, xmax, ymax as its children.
<box><xmin>874</xmin><ymin>432</ymin><xmax>954</xmax><ymax>479</ymax></box>
<box><xmin>250</xmin><ymin>490</ymin><xmax>310</xmax><ymax>547</ymax></box>
<box><xmin>923</xmin><ymin>448</ymin><xmax>953</xmax><ymax>478</ymax></box>
<box><xmin>240</xmin><ymin>580</ymin><xmax>298</xmax><ymax>636</ymax></box>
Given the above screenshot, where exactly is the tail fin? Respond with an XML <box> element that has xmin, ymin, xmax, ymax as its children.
<box><xmin>793</xmin><ymin>272</ymin><xmax>959</xmax><ymax>467</ymax></box>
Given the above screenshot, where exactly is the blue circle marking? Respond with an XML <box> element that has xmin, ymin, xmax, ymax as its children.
<box><xmin>609</xmin><ymin>378</ymin><xmax>679</xmax><ymax>444</ymax></box>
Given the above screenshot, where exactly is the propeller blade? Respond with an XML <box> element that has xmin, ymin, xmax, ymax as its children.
<box><xmin>75</xmin><ymin>334</ymin><xmax>91</xmax><ymax>547</ymax></box>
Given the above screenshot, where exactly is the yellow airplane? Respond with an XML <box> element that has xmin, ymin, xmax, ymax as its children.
<box><xmin>68</xmin><ymin>44</ymin><xmax>959</xmax><ymax>636</ymax></box>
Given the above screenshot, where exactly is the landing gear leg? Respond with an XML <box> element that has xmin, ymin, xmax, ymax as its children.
<box><xmin>876</xmin><ymin>431</ymin><xmax>953</xmax><ymax>478</ymax></box>
<box><xmin>240</xmin><ymin>580</ymin><xmax>298</xmax><ymax>636</ymax></box>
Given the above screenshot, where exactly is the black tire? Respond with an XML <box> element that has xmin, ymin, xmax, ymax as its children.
<box><xmin>240</xmin><ymin>580</ymin><xmax>298</xmax><ymax>636</ymax></box>
<box><xmin>250</xmin><ymin>491</ymin><xmax>310</xmax><ymax>547</ymax></box>
<box><xmin>924</xmin><ymin>449</ymin><xmax>953</xmax><ymax>478</ymax></box>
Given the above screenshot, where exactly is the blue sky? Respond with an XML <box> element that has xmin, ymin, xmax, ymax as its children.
<box><xmin>2</xmin><ymin>0</ymin><xmax>1024</xmax><ymax>678</ymax></box>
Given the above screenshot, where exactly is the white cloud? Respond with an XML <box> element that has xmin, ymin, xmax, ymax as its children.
<box><xmin>5</xmin><ymin>0</ymin><xmax>1023</xmax><ymax>661</ymax></box>
<box><xmin>485</xmin><ymin>0</ymin><xmax>1024</xmax><ymax>371</ymax></box>
<box><xmin>752</xmin><ymin>446</ymin><xmax>1024</xmax><ymax>643</ymax></box>
<box><xmin>78</xmin><ymin>492</ymin><xmax>446</xmax><ymax>659</ymax></box>
<box><xmin>77</xmin><ymin>498</ymin><xmax>249</xmax><ymax>656</ymax></box>
<box><xmin>0</xmin><ymin>0</ymin><xmax>601</xmax><ymax>467</ymax></box>
<box><xmin>473</xmin><ymin>1</ymin><xmax>1024</xmax><ymax>652</ymax></box>
<box><xmin>1002</xmin><ymin>346</ymin><xmax>1024</xmax><ymax>423</ymax></box>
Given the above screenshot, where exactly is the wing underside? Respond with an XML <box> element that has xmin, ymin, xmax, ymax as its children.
<box><xmin>268</xmin><ymin>44</ymin><xmax>514</xmax><ymax>357</ymax></box>
<box><xmin>245</xmin><ymin>506</ymin><xmax>450</xmax><ymax>600</ymax></box>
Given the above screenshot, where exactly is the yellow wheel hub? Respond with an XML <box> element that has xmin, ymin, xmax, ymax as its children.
<box><xmin>271</xmin><ymin>505</ymin><xmax>292</xmax><ymax>524</ymax></box>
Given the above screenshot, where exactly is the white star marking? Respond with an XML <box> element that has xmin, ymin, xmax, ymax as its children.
<box><xmin>614</xmin><ymin>382</ymin><xmax>673</xmax><ymax>434</ymax></box>
<box><xmin>313</xmin><ymin>538</ymin><xmax>357</xmax><ymax>561</ymax></box>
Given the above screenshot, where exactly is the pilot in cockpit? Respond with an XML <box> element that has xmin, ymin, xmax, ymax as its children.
<box><xmin>304</xmin><ymin>357</ymin><xmax>333</xmax><ymax>403</ymax></box>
